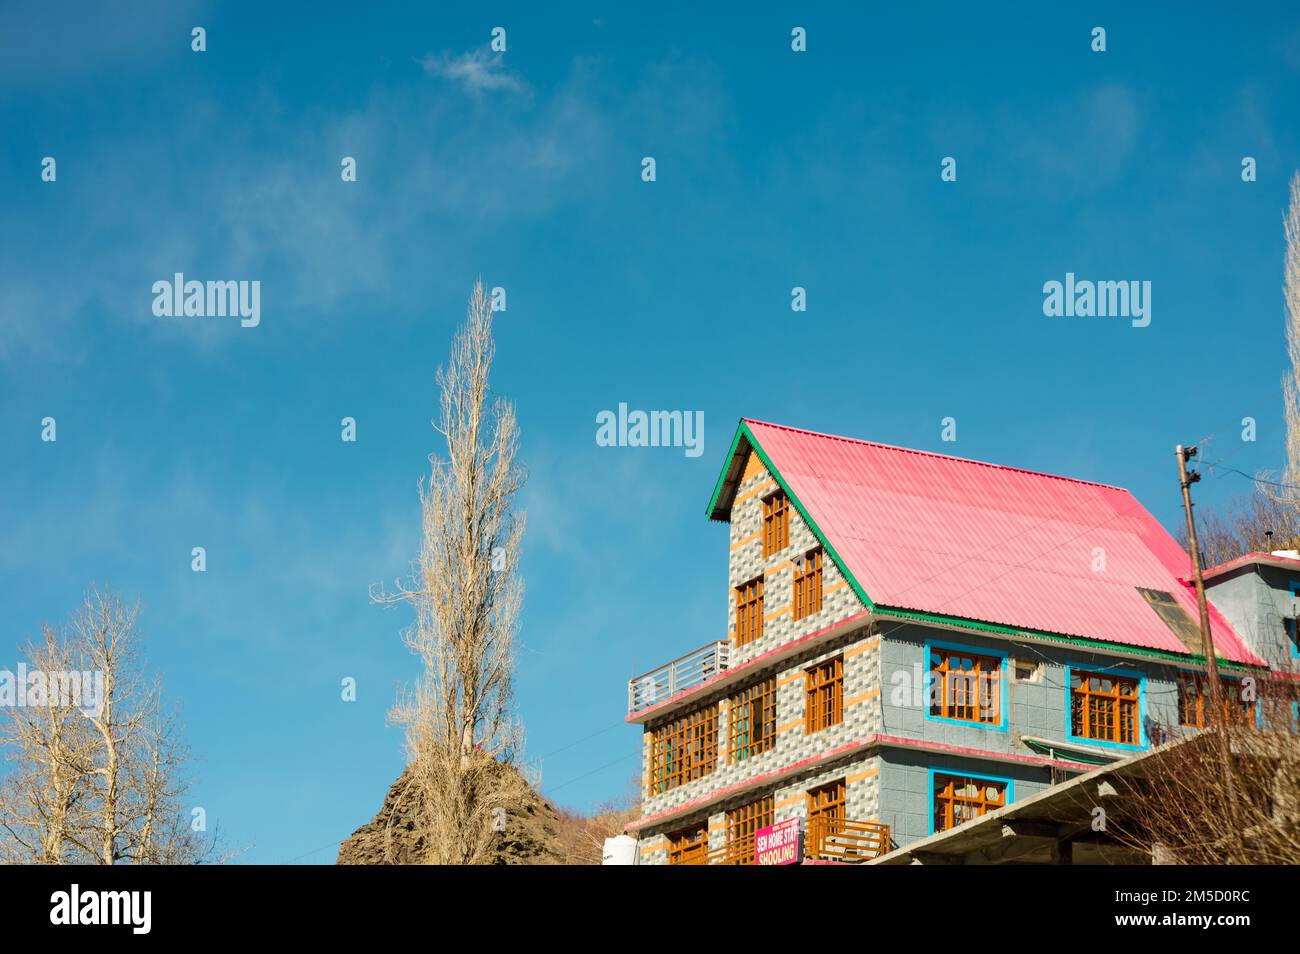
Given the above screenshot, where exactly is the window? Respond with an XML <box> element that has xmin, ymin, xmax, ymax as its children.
<box><xmin>1013</xmin><ymin>659</ymin><xmax>1041</xmax><ymax>683</ymax></box>
<box><xmin>729</xmin><ymin>676</ymin><xmax>777</xmax><ymax>763</ymax></box>
<box><xmin>762</xmin><ymin>492</ymin><xmax>790</xmax><ymax>557</ymax></box>
<box><xmin>805</xmin><ymin>657</ymin><xmax>843</xmax><ymax>733</ymax></box>
<box><xmin>1137</xmin><ymin>587</ymin><xmax>1205</xmax><ymax>655</ymax></box>
<box><xmin>1069</xmin><ymin>670</ymin><xmax>1141</xmax><ymax>746</ymax></box>
<box><xmin>807</xmin><ymin>779</ymin><xmax>845</xmax><ymax>826</ymax></box>
<box><xmin>668</xmin><ymin>823</ymin><xmax>708</xmax><ymax>865</ymax></box>
<box><xmin>1176</xmin><ymin>674</ymin><xmax>1257</xmax><ymax>728</ymax></box>
<box><xmin>792</xmin><ymin>548</ymin><xmax>824</xmax><ymax>620</ymax></box>
<box><xmin>929</xmin><ymin>646</ymin><xmax>1002</xmax><ymax>725</ymax></box>
<box><xmin>932</xmin><ymin>773</ymin><xmax>1007</xmax><ymax>833</ymax></box>
<box><xmin>648</xmin><ymin>705</ymin><xmax>718</xmax><ymax>795</ymax></box>
<box><xmin>735</xmin><ymin>577</ymin><xmax>764</xmax><ymax>647</ymax></box>
<box><xmin>726</xmin><ymin>796</ymin><xmax>774</xmax><ymax>864</ymax></box>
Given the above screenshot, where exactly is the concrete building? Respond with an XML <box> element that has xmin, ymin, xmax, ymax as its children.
<box><xmin>624</xmin><ymin>419</ymin><xmax>1297</xmax><ymax>865</ymax></box>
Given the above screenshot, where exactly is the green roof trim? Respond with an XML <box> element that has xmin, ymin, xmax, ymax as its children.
<box><xmin>704</xmin><ymin>421</ymin><xmax>750</xmax><ymax>522</ymax></box>
<box><xmin>873</xmin><ymin>605</ymin><xmax>1254</xmax><ymax>673</ymax></box>
<box><xmin>707</xmin><ymin>418</ymin><xmax>1260</xmax><ymax>674</ymax></box>
<box><xmin>1021</xmin><ymin>737</ymin><xmax>1114</xmax><ymax>766</ymax></box>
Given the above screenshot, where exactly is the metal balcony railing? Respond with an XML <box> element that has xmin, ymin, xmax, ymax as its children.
<box><xmin>628</xmin><ymin>640</ymin><xmax>730</xmax><ymax>715</ymax></box>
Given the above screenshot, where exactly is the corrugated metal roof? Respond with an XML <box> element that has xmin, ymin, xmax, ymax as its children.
<box><xmin>730</xmin><ymin>419</ymin><xmax>1262</xmax><ymax>666</ymax></box>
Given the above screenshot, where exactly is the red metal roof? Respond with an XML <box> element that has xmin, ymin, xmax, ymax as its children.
<box><xmin>1201</xmin><ymin>550</ymin><xmax>1300</xmax><ymax>583</ymax></box>
<box><xmin>730</xmin><ymin>419</ymin><xmax>1262</xmax><ymax>666</ymax></box>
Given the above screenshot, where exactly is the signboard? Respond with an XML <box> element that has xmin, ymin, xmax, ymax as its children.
<box><xmin>755</xmin><ymin>818</ymin><xmax>801</xmax><ymax>866</ymax></box>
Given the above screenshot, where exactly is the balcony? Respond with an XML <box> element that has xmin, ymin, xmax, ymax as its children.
<box><xmin>676</xmin><ymin>819</ymin><xmax>891</xmax><ymax>865</ymax></box>
<box><xmin>806</xmin><ymin>817</ymin><xmax>891</xmax><ymax>863</ymax></box>
<box><xmin>628</xmin><ymin>640</ymin><xmax>730</xmax><ymax>715</ymax></box>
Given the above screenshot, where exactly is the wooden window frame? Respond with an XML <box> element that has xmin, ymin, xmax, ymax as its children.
<box><xmin>1176</xmin><ymin>674</ymin><xmax>1257</xmax><ymax>728</ymax></box>
<box><xmin>648</xmin><ymin>705</ymin><xmax>718</xmax><ymax>795</ymax></box>
<box><xmin>735</xmin><ymin>576</ymin><xmax>764</xmax><ymax>647</ymax></box>
<box><xmin>726</xmin><ymin>795</ymin><xmax>774</xmax><ymax>864</ymax></box>
<box><xmin>807</xmin><ymin>779</ymin><xmax>846</xmax><ymax>826</ymax></box>
<box><xmin>792</xmin><ymin>547</ymin><xmax>824</xmax><ymax>621</ymax></box>
<box><xmin>728</xmin><ymin>676</ymin><xmax>777</xmax><ymax>763</ymax></box>
<box><xmin>667</xmin><ymin>822</ymin><xmax>708</xmax><ymax>865</ymax></box>
<box><xmin>932</xmin><ymin>772</ymin><xmax>1007</xmax><ymax>834</ymax></box>
<box><xmin>1069</xmin><ymin>669</ymin><xmax>1141</xmax><ymax>746</ymax></box>
<box><xmin>762</xmin><ymin>491</ymin><xmax>790</xmax><ymax>558</ymax></box>
<box><xmin>928</xmin><ymin>645</ymin><xmax>1003</xmax><ymax>726</ymax></box>
<box><xmin>805</xmin><ymin>657</ymin><xmax>844</xmax><ymax>734</ymax></box>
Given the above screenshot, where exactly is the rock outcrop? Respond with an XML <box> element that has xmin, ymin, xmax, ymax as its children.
<box><xmin>336</xmin><ymin>766</ymin><xmax>568</xmax><ymax>865</ymax></box>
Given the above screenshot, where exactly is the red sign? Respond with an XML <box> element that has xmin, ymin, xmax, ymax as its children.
<box><xmin>754</xmin><ymin>818</ymin><xmax>801</xmax><ymax>865</ymax></box>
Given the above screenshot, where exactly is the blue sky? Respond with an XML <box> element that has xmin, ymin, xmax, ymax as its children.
<box><xmin>2</xmin><ymin>2</ymin><xmax>1298</xmax><ymax>862</ymax></box>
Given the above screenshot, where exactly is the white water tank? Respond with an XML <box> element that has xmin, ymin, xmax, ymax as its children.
<box><xmin>602</xmin><ymin>835</ymin><xmax>637</xmax><ymax>865</ymax></box>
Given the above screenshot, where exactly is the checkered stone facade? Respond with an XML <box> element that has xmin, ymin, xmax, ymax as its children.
<box><xmin>636</xmin><ymin>450</ymin><xmax>885</xmax><ymax>863</ymax></box>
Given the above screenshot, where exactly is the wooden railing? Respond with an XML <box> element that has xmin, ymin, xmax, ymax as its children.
<box><xmin>805</xmin><ymin>817</ymin><xmax>891</xmax><ymax>863</ymax></box>
<box><xmin>675</xmin><ymin>832</ymin><xmax>756</xmax><ymax>866</ymax></box>
<box><xmin>672</xmin><ymin>819</ymin><xmax>891</xmax><ymax>865</ymax></box>
<box><xmin>628</xmin><ymin>640</ymin><xmax>731</xmax><ymax>715</ymax></box>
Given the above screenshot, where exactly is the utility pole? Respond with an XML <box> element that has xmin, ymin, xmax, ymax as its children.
<box><xmin>1177</xmin><ymin>443</ymin><xmax>1241</xmax><ymax>851</ymax></box>
<box><xmin>1176</xmin><ymin>444</ymin><xmax>1224</xmax><ymax>725</ymax></box>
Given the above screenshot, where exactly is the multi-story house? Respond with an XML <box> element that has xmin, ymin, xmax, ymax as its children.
<box><xmin>625</xmin><ymin>419</ymin><xmax>1293</xmax><ymax>865</ymax></box>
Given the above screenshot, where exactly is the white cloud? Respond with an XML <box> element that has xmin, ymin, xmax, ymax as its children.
<box><xmin>419</xmin><ymin>49</ymin><xmax>526</xmax><ymax>97</ymax></box>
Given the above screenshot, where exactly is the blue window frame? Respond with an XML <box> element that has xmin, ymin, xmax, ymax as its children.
<box><xmin>1064</xmin><ymin>663</ymin><xmax>1147</xmax><ymax>751</ymax></box>
<box><xmin>923</xmin><ymin>638</ymin><xmax>1009</xmax><ymax>731</ymax></box>
<box><xmin>927</xmin><ymin>767</ymin><xmax>1014</xmax><ymax>835</ymax></box>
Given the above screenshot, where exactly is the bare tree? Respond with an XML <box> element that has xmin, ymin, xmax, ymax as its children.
<box><xmin>1112</xmin><ymin>670</ymin><xmax>1300</xmax><ymax>865</ymax></box>
<box><xmin>1185</xmin><ymin>490</ymin><xmax>1300</xmax><ymax>567</ymax></box>
<box><xmin>0</xmin><ymin>626</ymin><xmax>96</xmax><ymax>863</ymax></box>
<box><xmin>1189</xmin><ymin>172</ymin><xmax>1300</xmax><ymax>564</ymax></box>
<box><xmin>1283</xmin><ymin>171</ymin><xmax>1300</xmax><ymax>499</ymax></box>
<box><xmin>374</xmin><ymin>280</ymin><xmax>529</xmax><ymax>865</ymax></box>
<box><xmin>0</xmin><ymin>587</ymin><xmax>213</xmax><ymax>864</ymax></box>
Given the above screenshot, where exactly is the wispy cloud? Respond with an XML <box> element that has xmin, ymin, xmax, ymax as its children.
<box><xmin>419</xmin><ymin>49</ymin><xmax>526</xmax><ymax>97</ymax></box>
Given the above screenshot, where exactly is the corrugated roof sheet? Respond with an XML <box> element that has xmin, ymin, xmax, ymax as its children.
<box><xmin>735</xmin><ymin>419</ymin><xmax>1262</xmax><ymax>666</ymax></box>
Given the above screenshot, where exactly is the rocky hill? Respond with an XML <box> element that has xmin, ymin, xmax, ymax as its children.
<box><xmin>337</xmin><ymin>765</ymin><xmax>636</xmax><ymax>865</ymax></box>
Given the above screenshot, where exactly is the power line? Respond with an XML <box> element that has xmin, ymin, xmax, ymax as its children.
<box><xmin>1203</xmin><ymin>459</ymin><xmax>1300</xmax><ymax>492</ymax></box>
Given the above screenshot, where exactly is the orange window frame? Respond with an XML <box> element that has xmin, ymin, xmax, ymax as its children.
<box><xmin>807</xmin><ymin>779</ymin><xmax>846</xmax><ymax>824</ymax></box>
<box><xmin>805</xmin><ymin>657</ymin><xmax>844</xmax><ymax>733</ymax></box>
<box><xmin>932</xmin><ymin>773</ymin><xmax>1006</xmax><ymax>833</ymax></box>
<box><xmin>1176</xmin><ymin>674</ymin><xmax>1257</xmax><ymax>728</ymax></box>
<box><xmin>648</xmin><ymin>705</ymin><xmax>718</xmax><ymax>795</ymax></box>
<box><xmin>1069</xmin><ymin>671</ymin><xmax>1140</xmax><ymax>745</ymax></box>
<box><xmin>729</xmin><ymin>676</ymin><xmax>777</xmax><ymax>763</ymax></box>
<box><xmin>762</xmin><ymin>492</ymin><xmax>790</xmax><ymax>557</ymax></box>
<box><xmin>735</xmin><ymin>577</ymin><xmax>764</xmax><ymax>647</ymax></box>
<box><xmin>726</xmin><ymin>796</ymin><xmax>774</xmax><ymax>864</ymax></box>
<box><xmin>668</xmin><ymin>823</ymin><xmax>708</xmax><ymax>865</ymax></box>
<box><xmin>929</xmin><ymin>647</ymin><xmax>1002</xmax><ymax>725</ymax></box>
<box><xmin>792</xmin><ymin>548</ymin><xmax>824</xmax><ymax>621</ymax></box>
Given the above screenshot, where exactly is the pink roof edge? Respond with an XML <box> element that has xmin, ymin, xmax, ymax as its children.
<box><xmin>1202</xmin><ymin>550</ymin><xmax>1300</xmax><ymax>582</ymax></box>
